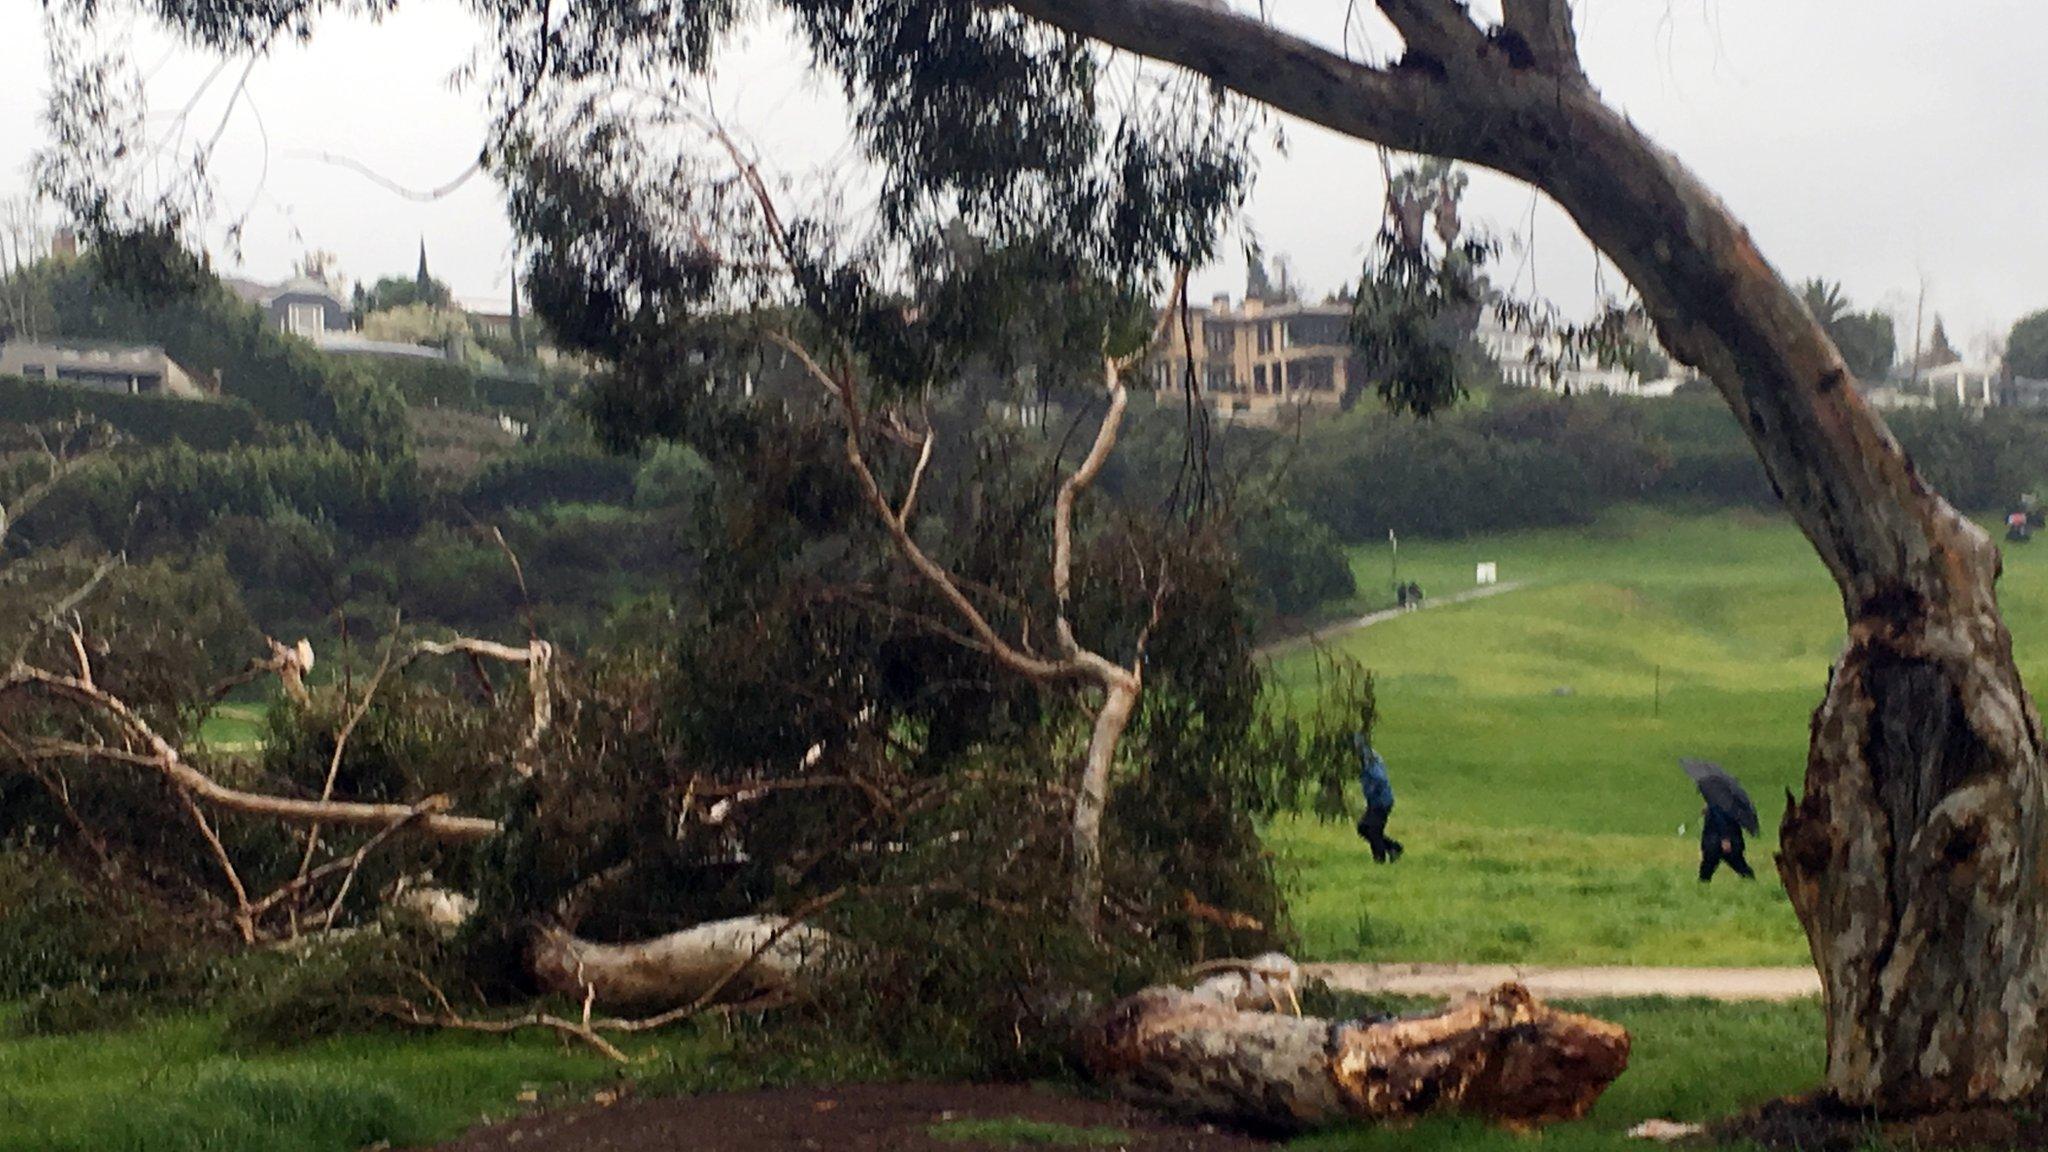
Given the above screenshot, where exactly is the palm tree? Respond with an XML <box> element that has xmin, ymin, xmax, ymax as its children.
<box><xmin>1800</xmin><ymin>278</ymin><xmax>1849</xmax><ymax>328</ymax></box>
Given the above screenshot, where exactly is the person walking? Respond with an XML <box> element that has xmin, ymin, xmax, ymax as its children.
<box><xmin>1698</xmin><ymin>803</ymin><xmax>1755</xmax><ymax>881</ymax></box>
<box><xmin>1353</xmin><ymin>733</ymin><xmax>1403</xmax><ymax>863</ymax></box>
<box><xmin>1680</xmin><ymin>758</ymin><xmax>1759</xmax><ymax>883</ymax></box>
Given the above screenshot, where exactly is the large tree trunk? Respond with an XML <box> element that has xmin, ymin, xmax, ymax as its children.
<box><xmin>1078</xmin><ymin>981</ymin><xmax>1629</xmax><ymax>1133</ymax></box>
<box><xmin>994</xmin><ymin>0</ymin><xmax>2048</xmax><ymax>1111</ymax></box>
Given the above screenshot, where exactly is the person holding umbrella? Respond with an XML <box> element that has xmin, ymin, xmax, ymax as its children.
<box><xmin>1681</xmin><ymin>758</ymin><xmax>1759</xmax><ymax>881</ymax></box>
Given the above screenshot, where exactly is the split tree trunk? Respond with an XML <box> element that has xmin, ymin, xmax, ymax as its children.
<box><xmin>995</xmin><ymin>0</ymin><xmax>2048</xmax><ymax>1111</ymax></box>
<box><xmin>1078</xmin><ymin>981</ymin><xmax>1629</xmax><ymax>1133</ymax></box>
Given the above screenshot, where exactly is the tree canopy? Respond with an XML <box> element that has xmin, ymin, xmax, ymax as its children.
<box><xmin>2008</xmin><ymin>309</ymin><xmax>2048</xmax><ymax>380</ymax></box>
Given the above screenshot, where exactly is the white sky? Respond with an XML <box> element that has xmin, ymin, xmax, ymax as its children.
<box><xmin>2</xmin><ymin>2</ymin><xmax>2044</xmax><ymax>355</ymax></box>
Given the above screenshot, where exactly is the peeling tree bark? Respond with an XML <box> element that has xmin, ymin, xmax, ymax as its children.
<box><xmin>1078</xmin><ymin>981</ymin><xmax>1629</xmax><ymax>1133</ymax></box>
<box><xmin>990</xmin><ymin>0</ymin><xmax>2048</xmax><ymax>1112</ymax></box>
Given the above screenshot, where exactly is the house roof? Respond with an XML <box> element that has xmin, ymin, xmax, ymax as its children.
<box><xmin>223</xmin><ymin>275</ymin><xmax>348</xmax><ymax>308</ymax></box>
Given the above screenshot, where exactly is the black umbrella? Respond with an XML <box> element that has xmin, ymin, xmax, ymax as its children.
<box><xmin>1680</xmin><ymin>758</ymin><xmax>1760</xmax><ymax>834</ymax></box>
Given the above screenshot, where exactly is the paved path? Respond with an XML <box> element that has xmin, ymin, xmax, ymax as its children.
<box><xmin>1256</xmin><ymin>581</ymin><xmax>1529</xmax><ymax>659</ymax></box>
<box><xmin>1308</xmin><ymin>961</ymin><xmax>1820</xmax><ymax>1002</ymax></box>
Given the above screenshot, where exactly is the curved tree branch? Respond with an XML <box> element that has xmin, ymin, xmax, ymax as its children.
<box><xmin>3</xmin><ymin>665</ymin><xmax>503</xmax><ymax>843</ymax></box>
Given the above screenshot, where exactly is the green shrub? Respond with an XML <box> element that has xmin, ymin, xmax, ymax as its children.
<box><xmin>464</xmin><ymin>445</ymin><xmax>637</xmax><ymax>510</ymax></box>
<box><xmin>1235</xmin><ymin>500</ymin><xmax>1357</xmax><ymax>617</ymax></box>
<box><xmin>354</xmin><ymin>355</ymin><xmax>479</xmax><ymax>409</ymax></box>
<box><xmin>21</xmin><ymin>441</ymin><xmax>426</xmax><ymax>553</ymax></box>
<box><xmin>0</xmin><ymin>374</ymin><xmax>263</xmax><ymax>449</ymax></box>
<box><xmin>0</xmin><ymin>846</ymin><xmax>227</xmax><ymax>1031</ymax></box>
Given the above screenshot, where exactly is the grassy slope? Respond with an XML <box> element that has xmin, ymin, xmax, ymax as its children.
<box><xmin>1269</xmin><ymin>507</ymin><xmax>2048</xmax><ymax>966</ymax></box>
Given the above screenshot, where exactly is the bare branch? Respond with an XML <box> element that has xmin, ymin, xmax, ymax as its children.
<box><xmin>768</xmin><ymin>331</ymin><xmax>1075</xmax><ymax>684</ymax></box>
<box><xmin>378</xmin><ymin>997</ymin><xmax>629</xmax><ymax>1063</ymax></box>
<box><xmin>294</xmin><ymin>623</ymin><xmax>403</xmax><ymax>900</ymax></box>
<box><xmin>1056</xmin><ymin>266</ymin><xmax>1187</xmax><ymax>662</ymax></box>
<box><xmin>2</xmin><ymin>665</ymin><xmax>502</xmax><ymax>843</ymax></box>
<box><xmin>173</xmin><ymin>787</ymin><xmax>255</xmax><ymax>942</ymax></box>
<box><xmin>405</xmin><ymin>634</ymin><xmax>554</xmax><ymax>759</ymax></box>
<box><xmin>897</xmin><ymin>428</ymin><xmax>936</xmax><ymax>526</ymax></box>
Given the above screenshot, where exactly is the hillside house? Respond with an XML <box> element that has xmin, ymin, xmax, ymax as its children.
<box><xmin>0</xmin><ymin>339</ymin><xmax>207</xmax><ymax>398</ymax></box>
<box><xmin>1150</xmin><ymin>294</ymin><xmax>1359</xmax><ymax>425</ymax></box>
<box><xmin>225</xmin><ymin>276</ymin><xmax>352</xmax><ymax>339</ymax></box>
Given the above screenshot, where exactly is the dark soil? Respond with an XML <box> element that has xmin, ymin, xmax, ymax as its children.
<box><xmin>432</xmin><ymin>1082</ymin><xmax>1274</xmax><ymax>1152</ymax></box>
<box><xmin>1716</xmin><ymin>1094</ymin><xmax>2048</xmax><ymax>1151</ymax></box>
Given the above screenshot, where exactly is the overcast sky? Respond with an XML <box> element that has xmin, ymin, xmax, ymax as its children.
<box><xmin>2</xmin><ymin>2</ymin><xmax>2043</xmax><ymax>356</ymax></box>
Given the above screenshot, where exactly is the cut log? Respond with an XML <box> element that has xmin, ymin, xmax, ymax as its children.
<box><xmin>527</xmin><ymin>914</ymin><xmax>833</xmax><ymax>1011</ymax></box>
<box><xmin>1078</xmin><ymin>981</ymin><xmax>1629</xmax><ymax>1133</ymax></box>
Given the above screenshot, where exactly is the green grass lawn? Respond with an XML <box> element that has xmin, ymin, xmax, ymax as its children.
<box><xmin>1269</xmin><ymin>506</ymin><xmax>2048</xmax><ymax>966</ymax></box>
<box><xmin>0</xmin><ymin>1015</ymin><xmax>617</xmax><ymax>1152</ymax></box>
<box><xmin>197</xmin><ymin>701</ymin><xmax>268</xmax><ymax>753</ymax></box>
<box><xmin>0</xmin><ymin>997</ymin><xmax>1818</xmax><ymax>1152</ymax></box>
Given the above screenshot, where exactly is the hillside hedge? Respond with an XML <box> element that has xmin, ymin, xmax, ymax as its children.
<box><xmin>0</xmin><ymin>374</ymin><xmax>262</xmax><ymax>450</ymax></box>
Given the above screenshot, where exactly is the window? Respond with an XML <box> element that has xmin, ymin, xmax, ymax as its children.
<box><xmin>1206</xmin><ymin>365</ymin><xmax>1235</xmax><ymax>393</ymax></box>
<box><xmin>1291</xmin><ymin>358</ymin><xmax>1336</xmax><ymax>393</ymax></box>
<box><xmin>1256</xmin><ymin>324</ymin><xmax>1273</xmax><ymax>354</ymax></box>
<box><xmin>1253</xmin><ymin>364</ymin><xmax>1268</xmax><ymax>394</ymax></box>
<box><xmin>21</xmin><ymin>364</ymin><xmax>44</xmax><ymax>378</ymax></box>
<box><xmin>1288</xmin><ymin>315</ymin><xmax>1348</xmax><ymax>347</ymax></box>
<box><xmin>287</xmin><ymin>301</ymin><xmax>326</xmax><ymax>337</ymax></box>
<box><xmin>1204</xmin><ymin>326</ymin><xmax>1234</xmax><ymax>354</ymax></box>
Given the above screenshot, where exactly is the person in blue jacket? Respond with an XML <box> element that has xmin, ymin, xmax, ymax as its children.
<box><xmin>1353</xmin><ymin>733</ymin><xmax>1403</xmax><ymax>863</ymax></box>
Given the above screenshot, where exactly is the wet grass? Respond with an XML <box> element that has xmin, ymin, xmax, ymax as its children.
<box><xmin>1269</xmin><ymin>507</ymin><xmax>2048</xmax><ymax>967</ymax></box>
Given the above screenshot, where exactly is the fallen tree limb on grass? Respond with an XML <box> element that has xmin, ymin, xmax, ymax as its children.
<box><xmin>1078</xmin><ymin>980</ymin><xmax>1629</xmax><ymax>1133</ymax></box>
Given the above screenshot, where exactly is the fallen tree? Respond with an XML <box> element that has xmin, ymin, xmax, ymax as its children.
<box><xmin>1079</xmin><ymin>975</ymin><xmax>1630</xmax><ymax>1133</ymax></box>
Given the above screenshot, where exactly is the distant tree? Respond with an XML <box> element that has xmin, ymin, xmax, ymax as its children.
<box><xmin>2006</xmin><ymin>310</ymin><xmax>2048</xmax><ymax>380</ymax></box>
<box><xmin>1245</xmin><ymin>251</ymin><xmax>1290</xmax><ymax>303</ymax></box>
<box><xmin>1918</xmin><ymin>314</ymin><xmax>1962</xmax><ymax>371</ymax></box>
<box><xmin>1832</xmin><ymin>311</ymin><xmax>1895</xmax><ymax>381</ymax></box>
<box><xmin>1800</xmin><ymin>278</ymin><xmax>1849</xmax><ymax>328</ymax></box>
<box><xmin>293</xmin><ymin>248</ymin><xmax>343</xmax><ymax>291</ymax></box>
<box><xmin>0</xmin><ymin>196</ymin><xmax>55</xmax><ymax>343</ymax></box>
<box><xmin>1347</xmin><ymin>158</ymin><xmax>1489</xmax><ymax>416</ymax></box>
<box><xmin>359</xmin><ymin>273</ymin><xmax>453</xmax><ymax>317</ymax></box>
<box><xmin>1616</xmin><ymin>336</ymin><xmax>1670</xmax><ymax>382</ymax></box>
<box><xmin>1799</xmin><ymin>280</ymin><xmax>1894</xmax><ymax>380</ymax></box>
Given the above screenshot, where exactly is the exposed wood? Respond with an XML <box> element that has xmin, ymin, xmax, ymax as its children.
<box><xmin>1079</xmin><ymin>981</ymin><xmax>1628</xmax><ymax>1133</ymax></box>
<box><xmin>527</xmin><ymin>914</ymin><xmax>833</xmax><ymax>1012</ymax></box>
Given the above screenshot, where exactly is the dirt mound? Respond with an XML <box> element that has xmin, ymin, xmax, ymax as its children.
<box><xmin>434</xmin><ymin>1082</ymin><xmax>1273</xmax><ymax>1151</ymax></box>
